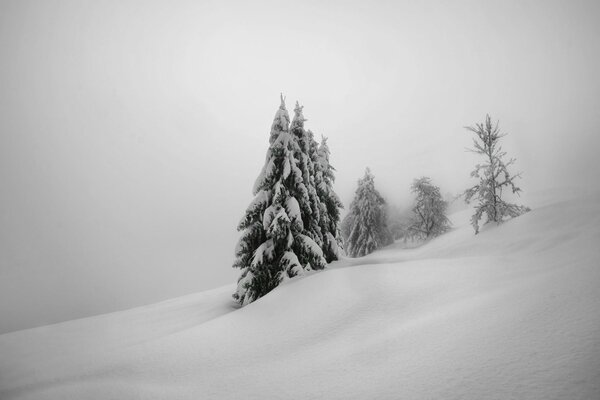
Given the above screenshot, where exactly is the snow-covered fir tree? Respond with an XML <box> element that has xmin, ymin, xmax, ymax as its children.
<box><xmin>314</xmin><ymin>135</ymin><xmax>344</xmax><ymax>262</ymax></box>
<box><xmin>233</xmin><ymin>96</ymin><xmax>326</xmax><ymax>306</ymax></box>
<box><xmin>289</xmin><ymin>102</ymin><xmax>324</xmax><ymax>252</ymax></box>
<box><xmin>464</xmin><ymin>115</ymin><xmax>530</xmax><ymax>234</ymax></box>
<box><xmin>342</xmin><ymin>168</ymin><xmax>393</xmax><ymax>257</ymax></box>
<box><xmin>408</xmin><ymin>177</ymin><xmax>451</xmax><ymax>240</ymax></box>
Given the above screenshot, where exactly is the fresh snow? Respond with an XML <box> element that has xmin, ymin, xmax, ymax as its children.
<box><xmin>250</xmin><ymin>239</ymin><xmax>275</xmax><ymax>268</ymax></box>
<box><xmin>295</xmin><ymin>233</ymin><xmax>325</xmax><ymax>259</ymax></box>
<box><xmin>1</xmin><ymin>190</ymin><xmax>600</xmax><ymax>399</ymax></box>
<box><xmin>284</xmin><ymin>197</ymin><xmax>302</xmax><ymax>226</ymax></box>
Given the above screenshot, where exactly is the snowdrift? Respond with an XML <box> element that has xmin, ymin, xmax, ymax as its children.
<box><xmin>1</xmin><ymin>191</ymin><xmax>599</xmax><ymax>399</ymax></box>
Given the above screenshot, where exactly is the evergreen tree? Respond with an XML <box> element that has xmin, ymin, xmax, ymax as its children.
<box><xmin>464</xmin><ymin>115</ymin><xmax>530</xmax><ymax>234</ymax></box>
<box><xmin>289</xmin><ymin>102</ymin><xmax>324</xmax><ymax>254</ymax></box>
<box><xmin>407</xmin><ymin>177</ymin><xmax>451</xmax><ymax>240</ymax></box>
<box><xmin>314</xmin><ymin>135</ymin><xmax>344</xmax><ymax>262</ymax></box>
<box><xmin>233</xmin><ymin>96</ymin><xmax>326</xmax><ymax>306</ymax></box>
<box><xmin>342</xmin><ymin>168</ymin><xmax>393</xmax><ymax>257</ymax></box>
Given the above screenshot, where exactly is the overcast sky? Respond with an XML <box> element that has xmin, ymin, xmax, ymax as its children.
<box><xmin>1</xmin><ymin>0</ymin><xmax>599</xmax><ymax>333</ymax></box>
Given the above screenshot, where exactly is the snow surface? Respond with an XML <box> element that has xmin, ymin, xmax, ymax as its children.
<box><xmin>1</xmin><ymin>191</ymin><xmax>600</xmax><ymax>399</ymax></box>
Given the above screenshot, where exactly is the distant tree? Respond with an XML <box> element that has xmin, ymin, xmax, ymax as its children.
<box><xmin>232</xmin><ymin>95</ymin><xmax>326</xmax><ymax>306</ymax></box>
<box><xmin>314</xmin><ymin>135</ymin><xmax>344</xmax><ymax>262</ymax></box>
<box><xmin>464</xmin><ymin>115</ymin><xmax>530</xmax><ymax>234</ymax></box>
<box><xmin>342</xmin><ymin>168</ymin><xmax>393</xmax><ymax>257</ymax></box>
<box><xmin>407</xmin><ymin>177</ymin><xmax>451</xmax><ymax>240</ymax></box>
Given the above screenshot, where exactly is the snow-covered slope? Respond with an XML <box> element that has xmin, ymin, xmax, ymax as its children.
<box><xmin>1</xmin><ymin>191</ymin><xmax>599</xmax><ymax>399</ymax></box>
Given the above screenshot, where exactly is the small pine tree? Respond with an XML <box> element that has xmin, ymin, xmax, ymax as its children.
<box><xmin>233</xmin><ymin>95</ymin><xmax>326</xmax><ymax>306</ymax></box>
<box><xmin>464</xmin><ymin>115</ymin><xmax>530</xmax><ymax>234</ymax></box>
<box><xmin>407</xmin><ymin>177</ymin><xmax>451</xmax><ymax>240</ymax></box>
<box><xmin>342</xmin><ymin>168</ymin><xmax>393</xmax><ymax>257</ymax></box>
<box><xmin>314</xmin><ymin>135</ymin><xmax>344</xmax><ymax>262</ymax></box>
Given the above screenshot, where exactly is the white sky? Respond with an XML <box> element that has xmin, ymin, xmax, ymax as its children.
<box><xmin>1</xmin><ymin>0</ymin><xmax>599</xmax><ymax>333</ymax></box>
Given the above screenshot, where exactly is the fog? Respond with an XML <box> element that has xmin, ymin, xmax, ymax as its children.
<box><xmin>1</xmin><ymin>0</ymin><xmax>599</xmax><ymax>333</ymax></box>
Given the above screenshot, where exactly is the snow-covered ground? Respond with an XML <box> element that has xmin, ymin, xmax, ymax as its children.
<box><xmin>1</xmin><ymin>190</ymin><xmax>599</xmax><ymax>399</ymax></box>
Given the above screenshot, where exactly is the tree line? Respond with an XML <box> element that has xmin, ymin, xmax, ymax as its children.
<box><xmin>232</xmin><ymin>98</ymin><xmax>528</xmax><ymax>305</ymax></box>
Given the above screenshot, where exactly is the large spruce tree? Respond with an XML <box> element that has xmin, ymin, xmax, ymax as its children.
<box><xmin>289</xmin><ymin>102</ymin><xmax>324</xmax><ymax>253</ymax></box>
<box><xmin>233</xmin><ymin>96</ymin><xmax>326</xmax><ymax>306</ymax></box>
<box><xmin>314</xmin><ymin>135</ymin><xmax>344</xmax><ymax>262</ymax></box>
<box><xmin>342</xmin><ymin>168</ymin><xmax>392</xmax><ymax>257</ymax></box>
<box><xmin>464</xmin><ymin>115</ymin><xmax>530</xmax><ymax>234</ymax></box>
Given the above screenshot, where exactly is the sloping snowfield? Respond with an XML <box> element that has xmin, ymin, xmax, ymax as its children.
<box><xmin>1</xmin><ymin>190</ymin><xmax>600</xmax><ymax>399</ymax></box>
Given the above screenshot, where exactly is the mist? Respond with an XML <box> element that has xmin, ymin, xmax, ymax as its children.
<box><xmin>1</xmin><ymin>0</ymin><xmax>600</xmax><ymax>333</ymax></box>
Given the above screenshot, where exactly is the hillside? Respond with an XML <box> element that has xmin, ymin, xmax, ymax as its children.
<box><xmin>1</xmin><ymin>190</ymin><xmax>599</xmax><ymax>399</ymax></box>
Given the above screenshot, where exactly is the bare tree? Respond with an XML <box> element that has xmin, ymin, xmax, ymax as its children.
<box><xmin>464</xmin><ymin>115</ymin><xmax>530</xmax><ymax>234</ymax></box>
